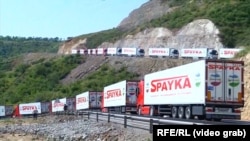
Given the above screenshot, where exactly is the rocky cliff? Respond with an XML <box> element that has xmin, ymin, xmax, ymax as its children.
<box><xmin>58</xmin><ymin>19</ymin><xmax>224</xmax><ymax>55</ymax></box>
<box><xmin>237</xmin><ymin>54</ymin><xmax>250</xmax><ymax>120</ymax></box>
<box><xmin>118</xmin><ymin>0</ymin><xmax>174</xmax><ymax>30</ymax></box>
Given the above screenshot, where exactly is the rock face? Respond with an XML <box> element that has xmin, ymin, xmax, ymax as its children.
<box><xmin>237</xmin><ymin>54</ymin><xmax>250</xmax><ymax>120</ymax></box>
<box><xmin>58</xmin><ymin>19</ymin><xmax>224</xmax><ymax>55</ymax></box>
<box><xmin>57</xmin><ymin>38</ymin><xmax>87</xmax><ymax>55</ymax></box>
<box><xmin>99</xmin><ymin>19</ymin><xmax>223</xmax><ymax>56</ymax></box>
<box><xmin>118</xmin><ymin>0</ymin><xmax>174</xmax><ymax>30</ymax></box>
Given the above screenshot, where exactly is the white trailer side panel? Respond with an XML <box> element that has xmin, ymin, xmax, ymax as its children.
<box><xmin>148</xmin><ymin>48</ymin><xmax>170</xmax><ymax>56</ymax></box>
<box><xmin>144</xmin><ymin>60</ymin><xmax>206</xmax><ymax>105</ymax></box>
<box><xmin>19</xmin><ymin>102</ymin><xmax>41</xmax><ymax>115</ymax></box>
<box><xmin>122</xmin><ymin>48</ymin><xmax>137</xmax><ymax>56</ymax></box>
<box><xmin>107</xmin><ymin>48</ymin><xmax>117</xmax><ymax>55</ymax></box>
<box><xmin>76</xmin><ymin>92</ymin><xmax>89</xmax><ymax>110</ymax></box>
<box><xmin>207</xmin><ymin>61</ymin><xmax>243</xmax><ymax>102</ymax></box>
<box><xmin>97</xmin><ymin>48</ymin><xmax>103</xmax><ymax>55</ymax></box>
<box><xmin>180</xmin><ymin>48</ymin><xmax>207</xmax><ymax>58</ymax></box>
<box><xmin>71</xmin><ymin>49</ymin><xmax>77</xmax><ymax>54</ymax></box>
<box><xmin>0</xmin><ymin>106</ymin><xmax>5</xmax><ymax>117</ymax></box>
<box><xmin>79</xmin><ymin>49</ymin><xmax>84</xmax><ymax>54</ymax></box>
<box><xmin>103</xmin><ymin>80</ymin><xmax>126</xmax><ymax>107</ymax></box>
<box><xmin>219</xmin><ymin>48</ymin><xmax>242</xmax><ymax>59</ymax></box>
<box><xmin>92</xmin><ymin>49</ymin><xmax>96</xmax><ymax>55</ymax></box>
<box><xmin>52</xmin><ymin>98</ymin><xmax>66</xmax><ymax>112</ymax></box>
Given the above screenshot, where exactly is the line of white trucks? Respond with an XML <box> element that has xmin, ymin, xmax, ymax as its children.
<box><xmin>71</xmin><ymin>47</ymin><xmax>243</xmax><ymax>59</ymax></box>
<box><xmin>1</xmin><ymin>59</ymin><xmax>244</xmax><ymax>121</ymax></box>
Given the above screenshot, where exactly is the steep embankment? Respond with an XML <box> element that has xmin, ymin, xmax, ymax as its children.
<box><xmin>60</xmin><ymin>56</ymin><xmax>108</xmax><ymax>85</ymax></box>
<box><xmin>237</xmin><ymin>54</ymin><xmax>250</xmax><ymax>120</ymax></box>
<box><xmin>59</xmin><ymin>55</ymin><xmax>194</xmax><ymax>85</ymax></box>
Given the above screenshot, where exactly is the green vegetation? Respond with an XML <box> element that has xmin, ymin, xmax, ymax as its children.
<box><xmin>0</xmin><ymin>54</ymin><xmax>139</xmax><ymax>104</ymax></box>
<box><xmin>234</xmin><ymin>46</ymin><xmax>250</xmax><ymax>58</ymax></box>
<box><xmin>76</xmin><ymin>28</ymin><xmax>125</xmax><ymax>49</ymax></box>
<box><xmin>0</xmin><ymin>36</ymin><xmax>61</xmax><ymax>58</ymax></box>
<box><xmin>78</xmin><ymin>0</ymin><xmax>250</xmax><ymax>49</ymax></box>
<box><xmin>0</xmin><ymin>36</ymin><xmax>62</xmax><ymax>72</ymax></box>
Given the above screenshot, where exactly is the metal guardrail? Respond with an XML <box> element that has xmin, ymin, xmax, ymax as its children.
<box><xmin>79</xmin><ymin>111</ymin><xmax>212</xmax><ymax>133</ymax></box>
<box><xmin>1</xmin><ymin>110</ymin><xmax>245</xmax><ymax>133</ymax></box>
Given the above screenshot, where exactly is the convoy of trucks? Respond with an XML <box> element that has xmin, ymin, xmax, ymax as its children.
<box><xmin>71</xmin><ymin>47</ymin><xmax>242</xmax><ymax>59</ymax></box>
<box><xmin>1</xmin><ymin>59</ymin><xmax>245</xmax><ymax>122</ymax></box>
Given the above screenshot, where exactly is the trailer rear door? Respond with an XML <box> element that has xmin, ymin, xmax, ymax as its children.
<box><xmin>206</xmin><ymin>61</ymin><xmax>244</xmax><ymax>104</ymax></box>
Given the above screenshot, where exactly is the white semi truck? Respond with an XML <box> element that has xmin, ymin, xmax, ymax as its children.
<box><xmin>180</xmin><ymin>48</ymin><xmax>218</xmax><ymax>59</ymax></box>
<box><xmin>137</xmin><ymin>59</ymin><xmax>244</xmax><ymax>121</ymax></box>
<box><xmin>75</xmin><ymin>91</ymin><xmax>102</xmax><ymax>111</ymax></box>
<box><xmin>148</xmin><ymin>48</ymin><xmax>179</xmax><ymax>58</ymax></box>
<box><xmin>103</xmin><ymin>80</ymin><xmax>139</xmax><ymax>113</ymax></box>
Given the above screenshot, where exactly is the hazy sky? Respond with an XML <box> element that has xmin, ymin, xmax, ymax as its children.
<box><xmin>0</xmin><ymin>0</ymin><xmax>148</xmax><ymax>39</ymax></box>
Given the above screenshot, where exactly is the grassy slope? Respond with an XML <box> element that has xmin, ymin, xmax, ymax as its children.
<box><xmin>0</xmin><ymin>55</ymin><xmax>139</xmax><ymax>104</ymax></box>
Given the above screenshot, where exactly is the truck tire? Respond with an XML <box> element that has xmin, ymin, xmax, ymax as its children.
<box><xmin>171</xmin><ymin>106</ymin><xmax>177</xmax><ymax>118</ymax></box>
<box><xmin>138</xmin><ymin>107</ymin><xmax>142</xmax><ymax>115</ymax></box>
<box><xmin>150</xmin><ymin>106</ymin><xmax>154</xmax><ymax>116</ymax></box>
<box><xmin>178</xmin><ymin>106</ymin><xmax>184</xmax><ymax>119</ymax></box>
<box><xmin>185</xmin><ymin>106</ymin><xmax>192</xmax><ymax>119</ymax></box>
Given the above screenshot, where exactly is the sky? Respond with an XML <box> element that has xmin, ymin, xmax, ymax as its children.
<box><xmin>0</xmin><ymin>0</ymin><xmax>149</xmax><ymax>39</ymax></box>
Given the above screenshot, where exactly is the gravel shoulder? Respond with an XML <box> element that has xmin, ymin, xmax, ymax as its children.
<box><xmin>0</xmin><ymin>115</ymin><xmax>152</xmax><ymax>141</ymax></box>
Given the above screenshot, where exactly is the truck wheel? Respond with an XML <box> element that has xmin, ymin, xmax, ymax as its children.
<box><xmin>171</xmin><ymin>107</ymin><xmax>177</xmax><ymax>118</ymax></box>
<box><xmin>178</xmin><ymin>106</ymin><xmax>184</xmax><ymax>119</ymax></box>
<box><xmin>138</xmin><ymin>107</ymin><xmax>142</xmax><ymax>115</ymax></box>
<box><xmin>150</xmin><ymin>106</ymin><xmax>154</xmax><ymax>116</ymax></box>
<box><xmin>185</xmin><ymin>106</ymin><xmax>192</xmax><ymax>119</ymax></box>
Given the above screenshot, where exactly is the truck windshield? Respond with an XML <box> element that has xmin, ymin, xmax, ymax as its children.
<box><xmin>139</xmin><ymin>49</ymin><xmax>145</xmax><ymax>53</ymax></box>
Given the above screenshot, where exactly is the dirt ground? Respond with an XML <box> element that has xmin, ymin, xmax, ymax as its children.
<box><xmin>0</xmin><ymin>117</ymin><xmax>52</xmax><ymax>141</ymax></box>
<box><xmin>0</xmin><ymin>134</ymin><xmax>46</xmax><ymax>141</ymax></box>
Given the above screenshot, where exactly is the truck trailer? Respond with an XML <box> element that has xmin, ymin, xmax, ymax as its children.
<box><xmin>148</xmin><ymin>48</ymin><xmax>179</xmax><ymax>58</ymax></box>
<box><xmin>75</xmin><ymin>91</ymin><xmax>102</xmax><ymax>111</ymax></box>
<box><xmin>102</xmin><ymin>80</ymin><xmax>139</xmax><ymax>114</ymax></box>
<box><xmin>180</xmin><ymin>48</ymin><xmax>218</xmax><ymax>60</ymax></box>
<box><xmin>137</xmin><ymin>59</ymin><xmax>244</xmax><ymax>121</ymax></box>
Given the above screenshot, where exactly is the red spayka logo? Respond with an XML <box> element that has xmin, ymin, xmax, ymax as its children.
<box><xmin>77</xmin><ymin>97</ymin><xmax>87</xmax><ymax>104</ymax></box>
<box><xmin>106</xmin><ymin>89</ymin><xmax>122</xmax><ymax>99</ymax></box>
<box><xmin>184</xmin><ymin>50</ymin><xmax>202</xmax><ymax>54</ymax></box>
<box><xmin>150</xmin><ymin>75</ymin><xmax>191</xmax><ymax>93</ymax></box>
<box><xmin>208</xmin><ymin>64</ymin><xmax>240</xmax><ymax>71</ymax></box>
<box><xmin>224</xmin><ymin>50</ymin><xmax>238</xmax><ymax>55</ymax></box>
<box><xmin>22</xmin><ymin>106</ymin><xmax>37</xmax><ymax>111</ymax></box>
<box><xmin>53</xmin><ymin>102</ymin><xmax>64</xmax><ymax>108</ymax></box>
<box><xmin>152</xmin><ymin>50</ymin><xmax>166</xmax><ymax>54</ymax></box>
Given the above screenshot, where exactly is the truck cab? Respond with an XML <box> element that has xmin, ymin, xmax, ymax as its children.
<box><xmin>136</xmin><ymin>80</ymin><xmax>151</xmax><ymax>115</ymax></box>
<box><xmin>207</xmin><ymin>48</ymin><xmax>218</xmax><ymax>59</ymax></box>
<box><xmin>169</xmin><ymin>48</ymin><xmax>179</xmax><ymax>58</ymax></box>
<box><xmin>117</xmin><ymin>47</ymin><xmax>122</xmax><ymax>56</ymax></box>
<box><xmin>137</xmin><ymin>48</ymin><xmax>145</xmax><ymax>57</ymax></box>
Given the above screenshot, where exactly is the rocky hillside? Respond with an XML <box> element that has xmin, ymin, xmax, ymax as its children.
<box><xmin>58</xmin><ymin>19</ymin><xmax>224</xmax><ymax>55</ymax></box>
<box><xmin>118</xmin><ymin>0</ymin><xmax>174</xmax><ymax>30</ymax></box>
<box><xmin>60</xmin><ymin>55</ymin><xmax>194</xmax><ymax>85</ymax></box>
<box><xmin>237</xmin><ymin>54</ymin><xmax>250</xmax><ymax>120</ymax></box>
